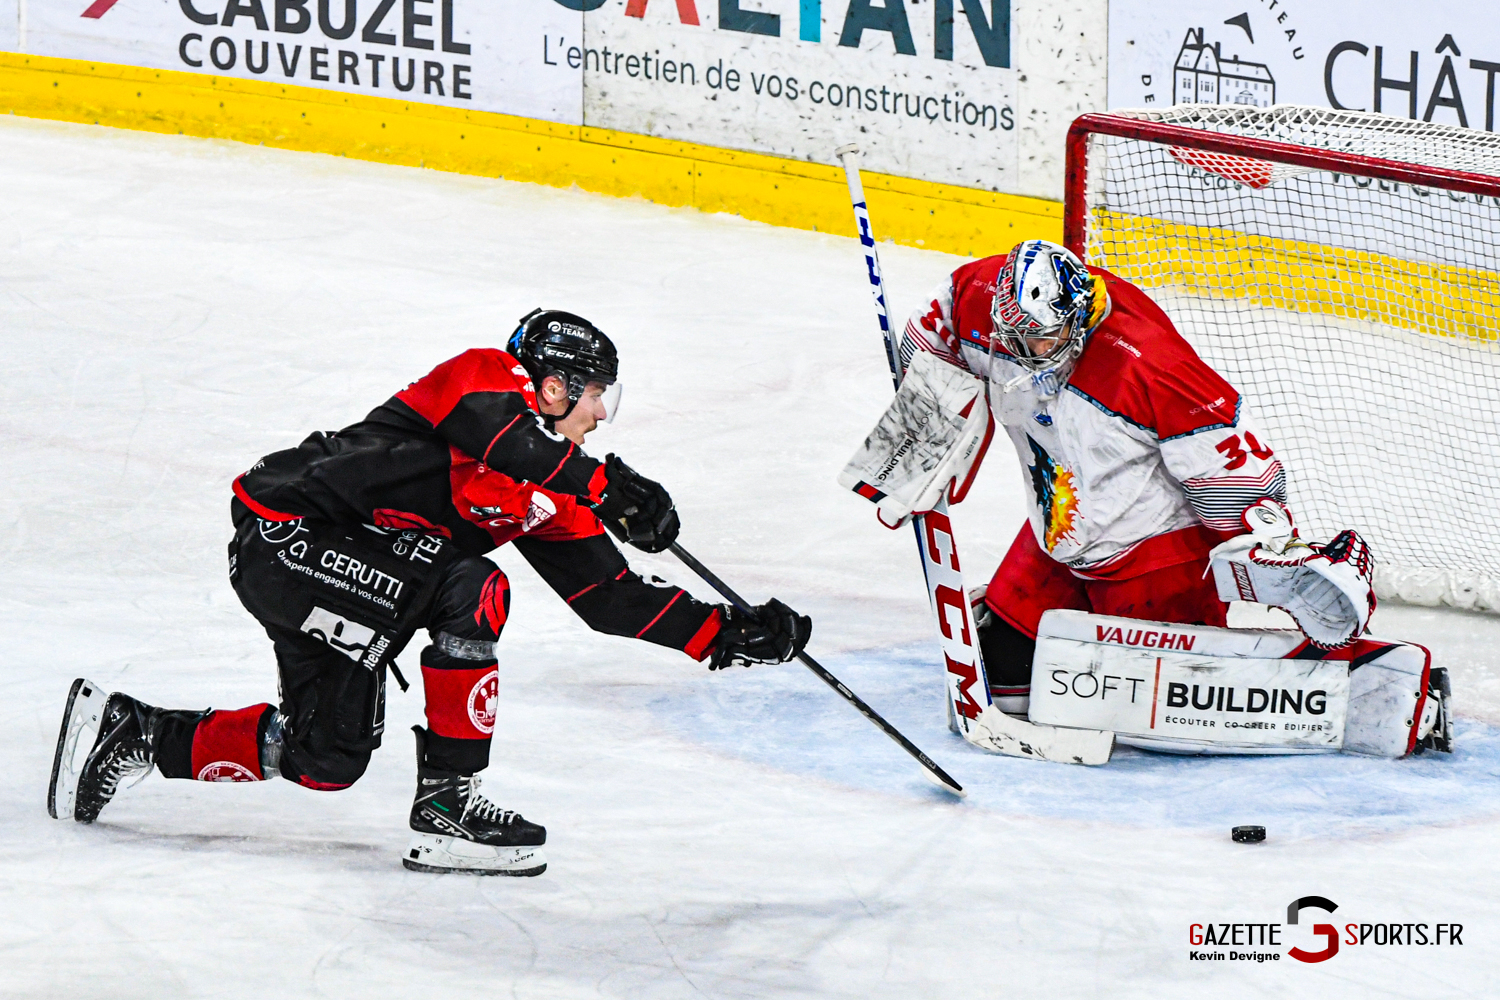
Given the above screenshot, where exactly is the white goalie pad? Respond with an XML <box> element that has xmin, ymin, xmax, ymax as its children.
<box><xmin>838</xmin><ymin>351</ymin><xmax>992</xmax><ymax>526</ymax></box>
<box><xmin>1028</xmin><ymin>611</ymin><xmax>1437</xmax><ymax>758</ymax></box>
<box><xmin>1345</xmin><ymin>641</ymin><xmax>1436</xmax><ymax>758</ymax></box>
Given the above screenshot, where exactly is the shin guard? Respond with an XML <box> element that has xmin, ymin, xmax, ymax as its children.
<box><xmin>420</xmin><ymin>645</ymin><xmax>497</xmax><ymax>775</ymax></box>
<box><xmin>190</xmin><ymin>704</ymin><xmax>274</xmax><ymax>781</ymax></box>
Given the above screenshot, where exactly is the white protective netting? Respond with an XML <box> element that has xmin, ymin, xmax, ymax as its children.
<box><xmin>1078</xmin><ymin>105</ymin><xmax>1500</xmax><ymax>612</ymax></box>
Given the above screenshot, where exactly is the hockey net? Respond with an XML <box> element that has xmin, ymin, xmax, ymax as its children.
<box><xmin>1065</xmin><ymin>106</ymin><xmax>1500</xmax><ymax>613</ymax></box>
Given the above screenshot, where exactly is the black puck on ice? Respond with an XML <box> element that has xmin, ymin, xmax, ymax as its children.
<box><xmin>1232</xmin><ymin>825</ymin><xmax>1267</xmax><ymax>844</ymax></box>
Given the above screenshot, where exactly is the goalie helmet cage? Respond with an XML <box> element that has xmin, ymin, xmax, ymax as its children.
<box><xmin>1064</xmin><ymin>105</ymin><xmax>1500</xmax><ymax>614</ymax></box>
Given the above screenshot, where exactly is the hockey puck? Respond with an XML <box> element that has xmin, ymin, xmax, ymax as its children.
<box><xmin>1232</xmin><ymin>825</ymin><xmax>1267</xmax><ymax>844</ymax></box>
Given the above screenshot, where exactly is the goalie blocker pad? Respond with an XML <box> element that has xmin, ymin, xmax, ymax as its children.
<box><xmin>1028</xmin><ymin>611</ymin><xmax>1436</xmax><ymax>758</ymax></box>
<box><xmin>838</xmin><ymin>351</ymin><xmax>993</xmax><ymax>526</ymax></box>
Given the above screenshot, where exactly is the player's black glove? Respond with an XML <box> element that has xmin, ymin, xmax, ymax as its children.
<box><xmin>593</xmin><ymin>454</ymin><xmax>680</xmax><ymax>554</ymax></box>
<box><xmin>708</xmin><ymin>599</ymin><xmax>812</xmax><ymax>670</ymax></box>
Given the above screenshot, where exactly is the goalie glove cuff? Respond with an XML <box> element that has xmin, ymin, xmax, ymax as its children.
<box><xmin>1240</xmin><ymin>498</ymin><xmax>1301</xmax><ymax>555</ymax></box>
<box><xmin>707</xmin><ymin>599</ymin><xmax>812</xmax><ymax>670</ymax></box>
<box><xmin>1210</xmin><ymin>528</ymin><xmax>1376</xmax><ymax>649</ymax></box>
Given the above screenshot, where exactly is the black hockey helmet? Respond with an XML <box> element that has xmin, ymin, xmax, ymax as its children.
<box><xmin>507</xmin><ymin>309</ymin><xmax>620</xmax><ymax>416</ymax></box>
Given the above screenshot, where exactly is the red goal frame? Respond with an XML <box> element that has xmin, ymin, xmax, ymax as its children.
<box><xmin>1062</xmin><ymin>111</ymin><xmax>1500</xmax><ymax>259</ymax></box>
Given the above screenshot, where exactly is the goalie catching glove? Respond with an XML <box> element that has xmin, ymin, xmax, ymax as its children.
<box><xmin>838</xmin><ymin>350</ymin><xmax>993</xmax><ymax>527</ymax></box>
<box><xmin>1209</xmin><ymin>499</ymin><xmax>1376</xmax><ymax>649</ymax></box>
<box><xmin>593</xmin><ymin>454</ymin><xmax>680</xmax><ymax>553</ymax></box>
<box><xmin>708</xmin><ymin>599</ymin><xmax>812</xmax><ymax>670</ymax></box>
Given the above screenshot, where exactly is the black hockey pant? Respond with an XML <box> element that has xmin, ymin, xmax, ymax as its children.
<box><xmin>152</xmin><ymin>502</ymin><xmax>510</xmax><ymax>789</ymax></box>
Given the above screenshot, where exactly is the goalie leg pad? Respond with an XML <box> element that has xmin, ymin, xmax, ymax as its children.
<box><xmin>977</xmin><ymin>613</ymin><xmax>1035</xmax><ymax>715</ymax></box>
<box><xmin>1031</xmin><ymin>613</ymin><xmax>1349</xmax><ymax>755</ymax></box>
<box><xmin>1031</xmin><ymin>611</ymin><xmax>1443</xmax><ymax>758</ymax></box>
<box><xmin>1344</xmin><ymin>640</ymin><xmax>1437</xmax><ymax>758</ymax></box>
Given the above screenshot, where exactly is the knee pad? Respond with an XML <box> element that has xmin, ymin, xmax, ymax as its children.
<box><xmin>274</xmin><ymin>657</ymin><xmax>385</xmax><ymax>790</ymax></box>
<box><xmin>279</xmin><ymin>733</ymin><xmax>373</xmax><ymax>790</ymax></box>
<box><xmin>420</xmin><ymin>564</ymin><xmax>503</xmax><ymax>748</ymax></box>
<box><xmin>431</xmin><ymin>557</ymin><xmax>509</xmax><ymax>641</ymax></box>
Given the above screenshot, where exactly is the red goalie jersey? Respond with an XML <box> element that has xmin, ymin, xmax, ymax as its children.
<box><xmin>902</xmin><ymin>257</ymin><xmax>1288</xmax><ymax>625</ymax></box>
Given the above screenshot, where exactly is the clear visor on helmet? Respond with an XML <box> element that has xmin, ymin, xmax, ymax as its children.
<box><xmin>599</xmin><ymin>381</ymin><xmax>623</xmax><ymax>423</ymax></box>
<box><xmin>562</xmin><ymin>373</ymin><xmax>624</xmax><ymax>424</ymax></box>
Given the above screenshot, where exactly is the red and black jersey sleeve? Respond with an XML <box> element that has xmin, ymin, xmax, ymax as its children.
<box><xmin>450</xmin><ymin>450</ymin><xmax>606</xmax><ymax>549</ymax></box>
<box><xmin>513</xmin><ymin>534</ymin><xmax>723</xmax><ymax>662</ymax></box>
<box><xmin>393</xmin><ymin>349</ymin><xmax>608</xmax><ymax>503</ymax></box>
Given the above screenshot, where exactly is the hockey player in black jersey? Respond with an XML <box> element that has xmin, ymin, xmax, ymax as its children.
<box><xmin>48</xmin><ymin>309</ymin><xmax>811</xmax><ymax>876</ymax></box>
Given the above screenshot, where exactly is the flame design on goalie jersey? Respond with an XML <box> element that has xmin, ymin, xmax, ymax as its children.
<box><xmin>1027</xmin><ymin>435</ymin><xmax>1080</xmax><ymax>552</ymax></box>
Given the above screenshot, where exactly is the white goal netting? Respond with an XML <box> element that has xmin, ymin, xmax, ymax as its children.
<box><xmin>1076</xmin><ymin>105</ymin><xmax>1500</xmax><ymax>613</ymax></box>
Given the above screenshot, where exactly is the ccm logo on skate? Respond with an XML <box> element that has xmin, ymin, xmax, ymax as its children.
<box><xmin>468</xmin><ymin>670</ymin><xmax>499</xmax><ymax>734</ymax></box>
<box><xmin>1096</xmin><ymin>624</ymin><xmax>1197</xmax><ymax>651</ymax></box>
<box><xmin>196</xmin><ymin>761</ymin><xmax>259</xmax><ymax>782</ymax></box>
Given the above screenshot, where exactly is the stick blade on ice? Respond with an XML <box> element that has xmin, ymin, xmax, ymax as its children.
<box><xmin>922</xmin><ymin>764</ymin><xmax>967</xmax><ymax>797</ymax></box>
<box><xmin>964</xmin><ymin>706</ymin><xmax>1114</xmax><ymax>766</ymax></box>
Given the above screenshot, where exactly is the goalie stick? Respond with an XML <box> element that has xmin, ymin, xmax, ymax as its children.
<box><xmin>668</xmin><ymin>542</ymin><xmax>965</xmax><ymax>797</ymax></box>
<box><xmin>833</xmin><ymin>144</ymin><xmax>1113</xmax><ymax>767</ymax></box>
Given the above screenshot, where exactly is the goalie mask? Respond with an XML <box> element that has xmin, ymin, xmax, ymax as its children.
<box><xmin>989</xmin><ymin>240</ymin><xmax>1106</xmax><ymax>378</ymax></box>
<box><xmin>507</xmin><ymin>309</ymin><xmax>622</xmax><ymax>424</ymax></box>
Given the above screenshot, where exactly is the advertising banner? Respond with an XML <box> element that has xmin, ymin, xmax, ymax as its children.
<box><xmin>15</xmin><ymin>0</ymin><xmax>584</xmax><ymax>125</ymax></box>
<box><xmin>573</xmin><ymin>0</ymin><xmax>1021</xmax><ymax>193</ymax></box>
<box><xmin>1031</xmin><ymin>640</ymin><xmax>1349</xmax><ymax>752</ymax></box>
<box><xmin>4</xmin><ymin>2</ymin><xmax>1109</xmax><ymax>201</ymax></box>
<box><xmin>1109</xmin><ymin>0</ymin><xmax>1500</xmax><ymax>132</ymax></box>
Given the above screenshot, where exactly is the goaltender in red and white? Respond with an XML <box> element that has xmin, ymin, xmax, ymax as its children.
<box><xmin>844</xmin><ymin>239</ymin><xmax>1450</xmax><ymax>758</ymax></box>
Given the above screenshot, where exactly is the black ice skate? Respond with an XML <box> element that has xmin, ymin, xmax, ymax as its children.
<box><xmin>49</xmin><ymin>680</ymin><xmax>157</xmax><ymax>823</ymax></box>
<box><xmin>404</xmin><ymin>727</ymin><xmax>546</xmax><ymax>876</ymax></box>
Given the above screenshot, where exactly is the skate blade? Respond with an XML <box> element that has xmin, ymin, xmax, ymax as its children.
<box><xmin>48</xmin><ymin>678</ymin><xmax>108</xmax><ymax>820</ymax></box>
<box><xmin>402</xmin><ymin>833</ymin><xmax>547</xmax><ymax>877</ymax></box>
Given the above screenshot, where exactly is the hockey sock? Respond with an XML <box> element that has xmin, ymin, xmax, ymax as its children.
<box><xmin>183</xmin><ymin>704</ymin><xmax>275</xmax><ymax>782</ymax></box>
<box><xmin>420</xmin><ymin>645</ymin><xmax>497</xmax><ymax>773</ymax></box>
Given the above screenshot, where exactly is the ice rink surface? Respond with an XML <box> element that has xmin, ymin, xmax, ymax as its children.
<box><xmin>2</xmin><ymin>115</ymin><xmax>1498</xmax><ymax>998</ymax></box>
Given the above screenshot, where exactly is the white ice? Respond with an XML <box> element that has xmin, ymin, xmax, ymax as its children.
<box><xmin>2</xmin><ymin>116</ymin><xmax>1498</xmax><ymax>999</ymax></box>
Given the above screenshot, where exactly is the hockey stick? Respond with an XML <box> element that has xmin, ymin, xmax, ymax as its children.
<box><xmin>833</xmin><ymin>144</ymin><xmax>1113</xmax><ymax>766</ymax></box>
<box><xmin>668</xmin><ymin>542</ymin><xmax>965</xmax><ymax>797</ymax></box>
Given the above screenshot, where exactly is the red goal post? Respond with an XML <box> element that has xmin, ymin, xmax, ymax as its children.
<box><xmin>1062</xmin><ymin>106</ymin><xmax>1500</xmax><ymax>613</ymax></box>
